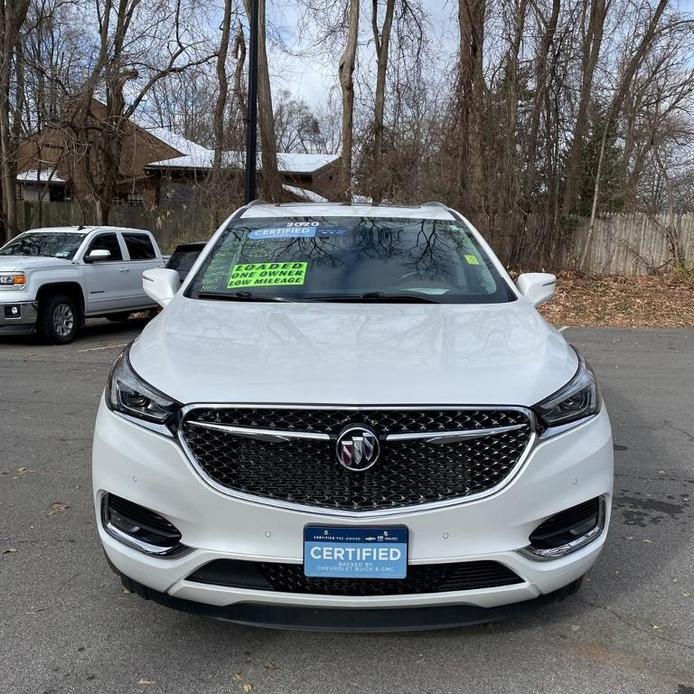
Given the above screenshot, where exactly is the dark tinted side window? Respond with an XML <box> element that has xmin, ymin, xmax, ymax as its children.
<box><xmin>123</xmin><ymin>233</ymin><xmax>156</xmax><ymax>260</ymax></box>
<box><xmin>167</xmin><ymin>247</ymin><xmax>202</xmax><ymax>273</ymax></box>
<box><xmin>87</xmin><ymin>233</ymin><xmax>122</xmax><ymax>261</ymax></box>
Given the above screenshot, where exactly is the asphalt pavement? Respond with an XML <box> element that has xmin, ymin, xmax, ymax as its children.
<box><xmin>1</xmin><ymin>320</ymin><xmax>693</xmax><ymax>694</ymax></box>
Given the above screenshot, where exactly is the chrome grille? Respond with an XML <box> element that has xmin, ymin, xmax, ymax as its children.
<box><xmin>179</xmin><ymin>406</ymin><xmax>534</xmax><ymax>512</ymax></box>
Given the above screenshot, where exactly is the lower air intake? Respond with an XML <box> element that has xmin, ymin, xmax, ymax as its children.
<box><xmin>187</xmin><ymin>559</ymin><xmax>523</xmax><ymax>596</ymax></box>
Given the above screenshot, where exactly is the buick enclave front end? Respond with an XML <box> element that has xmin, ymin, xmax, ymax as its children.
<box><xmin>92</xmin><ymin>202</ymin><xmax>613</xmax><ymax>631</ymax></box>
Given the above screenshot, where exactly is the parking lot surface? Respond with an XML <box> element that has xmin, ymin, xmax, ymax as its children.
<box><xmin>1</xmin><ymin>322</ymin><xmax>693</xmax><ymax>694</ymax></box>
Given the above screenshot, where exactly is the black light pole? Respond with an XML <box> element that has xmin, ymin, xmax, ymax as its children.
<box><xmin>245</xmin><ymin>0</ymin><xmax>259</xmax><ymax>203</ymax></box>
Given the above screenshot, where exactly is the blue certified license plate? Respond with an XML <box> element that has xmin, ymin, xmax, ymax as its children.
<box><xmin>303</xmin><ymin>526</ymin><xmax>408</xmax><ymax>579</ymax></box>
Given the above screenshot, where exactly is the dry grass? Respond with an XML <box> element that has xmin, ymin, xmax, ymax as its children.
<box><xmin>539</xmin><ymin>272</ymin><xmax>694</xmax><ymax>328</ymax></box>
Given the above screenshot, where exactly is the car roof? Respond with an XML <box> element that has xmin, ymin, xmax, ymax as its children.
<box><xmin>239</xmin><ymin>202</ymin><xmax>457</xmax><ymax>221</ymax></box>
<box><xmin>22</xmin><ymin>226</ymin><xmax>151</xmax><ymax>234</ymax></box>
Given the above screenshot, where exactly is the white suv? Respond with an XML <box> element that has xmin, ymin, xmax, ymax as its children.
<box><xmin>92</xmin><ymin>202</ymin><xmax>613</xmax><ymax>631</ymax></box>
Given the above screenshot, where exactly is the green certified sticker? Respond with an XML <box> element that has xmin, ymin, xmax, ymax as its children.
<box><xmin>228</xmin><ymin>262</ymin><xmax>308</xmax><ymax>288</ymax></box>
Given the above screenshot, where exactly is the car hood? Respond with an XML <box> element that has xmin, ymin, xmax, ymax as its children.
<box><xmin>130</xmin><ymin>296</ymin><xmax>578</xmax><ymax>407</ymax></box>
<box><xmin>0</xmin><ymin>255</ymin><xmax>71</xmax><ymax>271</ymax></box>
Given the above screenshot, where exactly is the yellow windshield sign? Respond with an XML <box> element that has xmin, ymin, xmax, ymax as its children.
<box><xmin>228</xmin><ymin>262</ymin><xmax>308</xmax><ymax>288</ymax></box>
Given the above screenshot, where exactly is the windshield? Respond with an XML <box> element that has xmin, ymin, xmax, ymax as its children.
<box><xmin>0</xmin><ymin>232</ymin><xmax>86</xmax><ymax>259</ymax></box>
<box><xmin>187</xmin><ymin>217</ymin><xmax>514</xmax><ymax>304</ymax></box>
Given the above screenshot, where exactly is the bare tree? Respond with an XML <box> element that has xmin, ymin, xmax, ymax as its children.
<box><xmin>338</xmin><ymin>0</ymin><xmax>359</xmax><ymax>200</ymax></box>
<box><xmin>212</xmin><ymin>0</ymin><xmax>234</xmax><ymax>173</ymax></box>
<box><xmin>0</xmin><ymin>0</ymin><xmax>30</xmax><ymax>241</ymax></box>
<box><xmin>242</xmin><ymin>0</ymin><xmax>280</xmax><ymax>200</ymax></box>
<box><xmin>580</xmin><ymin>0</ymin><xmax>670</xmax><ymax>268</ymax></box>
<box><xmin>561</xmin><ymin>0</ymin><xmax>608</xmax><ymax>219</ymax></box>
<box><xmin>62</xmin><ymin>0</ymin><xmax>214</xmax><ymax>224</ymax></box>
<box><xmin>369</xmin><ymin>0</ymin><xmax>395</xmax><ymax>203</ymax></box>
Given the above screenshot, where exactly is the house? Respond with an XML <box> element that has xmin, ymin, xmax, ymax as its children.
<box><xmin>16</xmin><ymin>100</ymin><xmax>339</xmax><ymax>208</ymax></box>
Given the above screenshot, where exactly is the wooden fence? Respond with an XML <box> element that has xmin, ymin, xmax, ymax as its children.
<box><xmin>14</xmin><ymin>202</ymin><xmax>694</xmax><ymax>275</ymax></box>
<box><xmin>17</xmin><ymin>200</ymin><xmax>225</xmax><ymax>253</ymax></box>
<box><xmin>570</xmin><ymin>213</ymin><xmax>694</xmax><ymax>275</ymax></box>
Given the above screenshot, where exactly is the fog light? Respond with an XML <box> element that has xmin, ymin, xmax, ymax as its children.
<box><xmin>101</xmin><ymin>493</ymin><xmax>188</xmax><ymax>557</ymax></box>
<box><xmin>518</xmin><ymin>496</ymin><xmax>606</xmax><ymax>561</ymax></box>
<box><xmin>4</xmin><ymin>305</ymin><xmax>21</xmax><ymax>318</ymax></box>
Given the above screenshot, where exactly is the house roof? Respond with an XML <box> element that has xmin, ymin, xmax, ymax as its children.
<box><xmin>142</xmin><ymin>125</ymin><xmax>339</xmax><ymax>175</ymax></box>
<box><xmin>17</xmin><ymin>168</ymin><xmax>64</xmax><ymax>184</ymax></box>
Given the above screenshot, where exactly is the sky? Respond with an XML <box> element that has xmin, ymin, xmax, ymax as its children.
<box><xmin>264</xmin><ymin>0</ymin><xmax>459</xmax><ymax>107</ymax></box>
<box><xmin>263</xmin><ymin>0</ymin><xmax>694</xmax><ymax>108</ymax></box>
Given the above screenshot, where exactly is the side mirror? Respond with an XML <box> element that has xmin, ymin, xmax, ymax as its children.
<box><xmin>516</xmin><ymin>272</ymin><xmax>556</xmax><ymax>307</ymax></box>
<box><xmin>85</xmin><ymin>249</ymin><xmax>111</xmax><ymax>263</ymax></box>
<box><xmin>143</xmin><ymin>268</ymin><xmax>180</xmax><ymax>307</ymax></box>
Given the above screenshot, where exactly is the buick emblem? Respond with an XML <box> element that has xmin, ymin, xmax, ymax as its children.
<box><xmin>336</xmin><ymin>426</ymin><xmax>380</xmax><ymax>471</ymax></box>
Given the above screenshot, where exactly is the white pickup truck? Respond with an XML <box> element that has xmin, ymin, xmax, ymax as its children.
<box><xmin>0</xmin><ymin>226</ymin><xmax>164</xmax><ymax>344</ymax></box>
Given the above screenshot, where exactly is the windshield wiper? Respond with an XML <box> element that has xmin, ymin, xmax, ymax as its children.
<box><xmin>303</xmin><ymin>292</ymin><xmax>441</xmax><ymax>304</ymax></box>
<box><xmin>196</xmin><ymin>291</ymin><xmax>291</xmax><ymax>302</ymax></box>
<box><xmin>362</xmin><ymin>292</ymin><xmax>441</xmax><ymax>303</ymax></box>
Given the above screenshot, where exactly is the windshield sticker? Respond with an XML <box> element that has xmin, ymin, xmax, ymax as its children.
<box><xmin>464</xmin><ymin>253</ymin><xmax>480</xmax><ymax>266</ymax></box>
<box><xmin>248</xmin><ymin>227</ymin><xmax>348</xmax><ymax>240</ymax></box>
<box><xmin>228</xmin><ymin>262</ymin><xmax>308</xmax><ymax>288</ymax></box>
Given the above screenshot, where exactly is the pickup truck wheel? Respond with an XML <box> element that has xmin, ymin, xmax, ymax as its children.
<box><xmin>38</xmin><ymin>294</ymin><xmax>79</xmax><ymax>344</ymax></box>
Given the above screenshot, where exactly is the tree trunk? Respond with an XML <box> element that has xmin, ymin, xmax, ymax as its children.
<box><xmin>207</xmin><ymin>0</ymin><xmax>234</xmax><ymax>224</ymax></box>
<box><xmin>0</xmin><ymin>0</ymin><xmax>30</xmax><ymax>241</ymax></box>
<box><xmin>233</xmin><ymin>25</ymin><xmax>247</xmax><ymax>121</ymax></box>
<box><xmin>561</xmin><ymin>0</ymin><xmax>606</xmax><ymax>218</ymax></box>
<box><xmin>579</xmin><ymin>120</ymin><xmax>607</xmax><ymax>270</ymax></box>
<box><xmin>524</xmin><ymin>0</ymin><xmax>560</xmax><ymax>199</ymax></box>
<box><xmin>243</xmin><ymin>0</ymin><xmax>280</xmax><ymax>200</ymax></box>
<box><xmin>213</xmin><ymin>0</ymin><xmax>233</xmax><ymax>172</ymax></box>
<box><xmin>456</xmin><ymin>0</ymin><xmax>487</xmax><ymax>218</ymax></box>
<box><xmin>371</xmin><ymin>0</ymin><xmax>394</xmax><ymax>203</ymax></box>
<box><xmin>338</xmin><ymin>0</ymin><xmax>359</xmax><ymax>201</ymax></box>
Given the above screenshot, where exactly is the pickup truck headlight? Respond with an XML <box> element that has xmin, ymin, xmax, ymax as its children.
<box><xmin>534</xmin><ymin>350</ymin><xmax>601</xmax><ymax>429</ymax></box>
<box><xmin>106</xmin><ymin>346</ymin><xmax>180</xmax><ymax>433</ymax></box>
<box><xmin>0</xmin><ymin>272</ymin><xmax>26</xmax><ymax>288</ymax></box>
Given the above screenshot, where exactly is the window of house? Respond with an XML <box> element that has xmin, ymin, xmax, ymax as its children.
<box><xmin>123</xmin><ymin>233</ymin><xmax>156</xmax><ymax>260</ymax></box>
<box><xmin>49</xmin><ymin>185</ymin><xmax>67</xmax><ymax>202</ymax></box>
<box><xmin>127</xmin><ymin>194</ymin><xmax>145</xmax><ymax>207</ymax></box>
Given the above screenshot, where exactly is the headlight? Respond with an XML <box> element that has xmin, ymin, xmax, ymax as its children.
<box><xmin>534</xmin><ymin>349</ymin><xmax>601</xmax><ymax>429</ymax></box>
<box><xmin>0</xmin><ymin>272</ymin><xmax>26</xmax><ymax>288</ymax></box>
<box><xmin>106</xmin><ymin>346</ymin><xmax>180</xmax><ymax>433</ymax></box>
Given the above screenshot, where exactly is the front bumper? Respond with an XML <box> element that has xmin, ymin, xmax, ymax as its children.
<box><xmin>0</xmin><ymin>300</ymin><xmax>37</xmax><ymax>335</ymax></box>
<box><xmin>92</xmin><ymin>398</ymin><xmax>614</xmax><ymax>628</ymax></box>
<box><xmin>112</xmin><ymin>564</ymin><xmax>584</xmax><ymax>632</ymax></box>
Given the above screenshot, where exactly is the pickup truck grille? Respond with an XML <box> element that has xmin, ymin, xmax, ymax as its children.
<box><xmin>179</xmin><ymin>406</ymin><xmax>534</xmax><ymax>512</ymax></box>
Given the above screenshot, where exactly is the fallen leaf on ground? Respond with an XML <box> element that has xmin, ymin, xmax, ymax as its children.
<box><xmin>47</xmin><ymin>502</ymin><xmax>69</xmax><ymax>516</ymax></box>
<box><xmin>137</xmin><ymin>679</ymin><xmax>155</xmax><ymax>687</ymax></box>
<box><xmin>234</xmin><ymin>672</ymin><xmax>253</xmax><ymax>692</ymax></box>
<box><xmin>540</xmin><ymin>271</ymin><xmax>694</xmax><ymax>328</ymax></box>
